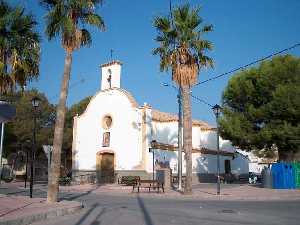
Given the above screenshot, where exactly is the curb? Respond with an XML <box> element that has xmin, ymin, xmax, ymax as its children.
<box><xmin>77</xmin><ymin>189</ymin><xmax>300</xmax><ymax>202</ymax></box>
<box><xmin>0</xmin><ymin>201</ymin><xmax>83</xmax><ymax>225</ymax></box>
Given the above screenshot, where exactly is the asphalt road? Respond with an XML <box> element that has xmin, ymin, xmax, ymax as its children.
<box><xmin>29</xmin><ymin>193</ymin><xmax>300</xmax><ymax>225</ymax></box>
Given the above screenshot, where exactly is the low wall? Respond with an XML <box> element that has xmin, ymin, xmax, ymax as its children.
<box><xmin>72</xmin><ymin>170</ymin><xmax>152</xmax><ymax>184</ymax></box>
<box><xmin>193</xmin><ymin>173</ymin><xmax>249</xmax><ymax>183</ymax></box>
<box><xmin>72</xmin><ymin>170</ymin><xmax>249</xmax><ymax>184</ymax></box>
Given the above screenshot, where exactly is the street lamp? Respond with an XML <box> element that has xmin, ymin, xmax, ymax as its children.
<box><xmin>212</xmin><ymin>104</ymin><xmax>222</xmax><ymax>195</ymax></box>
<box><xmin>30</xmin><ymin>96</ymin><xmax>41</xmax><ymax>198</ymax></box>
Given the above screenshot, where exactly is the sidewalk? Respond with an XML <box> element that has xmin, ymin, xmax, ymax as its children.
<box><xmin>2</xmin><ymin>181</ymin><xmax>300</xmax><ymax>201</ymax></box>
<box><xmin>1</xmin><ymin>181</ymin><xmax>300</xmax><ymax>225</ymax></box>
<box><xmin>0</xmin><ymin>183</ymin><xmax>82</xmax><ymax>225</ymax></box>
<box><xmin>59</xmin><ymin>182</ymin><xmax>300</xmax><ymax>201</ymax></box>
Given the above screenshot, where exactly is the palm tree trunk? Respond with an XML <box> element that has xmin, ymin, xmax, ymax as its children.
<box><xmin>181</xmin><ymin>85</ymin><xmax>193</xmax><ymax>194</ymax></box>
<box><xmin>47</xmin><ymin>51</ymin><xmax>72</xmax><ymax>203</ymax></box>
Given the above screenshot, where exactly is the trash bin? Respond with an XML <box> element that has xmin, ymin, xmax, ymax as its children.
<box><xmin>272</xmin><ymin>163</ymin><xmax>295</xmax><ymax>189</ymax></box>
<box><xmin>262</xmin><ymin>167</ymin><xmax>272</xmax><ymax>188</ymax></box>
<box><xmin>292</xmin><ymin>162</ymin><xmax>300</xmax><ymax>189</ymax></box>
<box><xmin>286</xmin><ymin>163</ymin><xmax>296</xmax><ymax>189</ymax></box>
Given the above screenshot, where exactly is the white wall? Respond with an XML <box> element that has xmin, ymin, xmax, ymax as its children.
<box><xmin>200</xmin><ymin>130</ymin><xmax>235</xmax><ymax>153</ymax></box>
<box><xmin>151</xmin><ymin>121</ymin><xmax>235</xmax><ymax>152</ymax></box>
<box><xmin>151</xmin><ymin>121</ymin><xmax>202</xmax><ymax>148</ymax></box>
<box><xmin>148</xmin><ymin>120</ymin><xmax>248</xmax><ymax>175</ymax></box>
<box><xmin>231</xmin><ymin>154</ymin><xmax>249</xmax><ymax>175</ymax></box>
<box><xmin>148</xmin><ymin>150</ymin><xmax>248</xmax><ymax>175</ymax></box>
<box><xmin>73</xmin><ymin>89</ymin><xmax>142</xmax><ymax>171</ymax></box>
<box><xmin>73</xmin><ymin>89</ymin><xmax>248</xmax><ymax>176</ymax></box>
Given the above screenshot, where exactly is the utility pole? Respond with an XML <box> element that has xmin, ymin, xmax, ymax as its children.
<box><xmin>177</xmin><ymin>88</ymin><xmax>183</xmax><ymax>191</ymax></box>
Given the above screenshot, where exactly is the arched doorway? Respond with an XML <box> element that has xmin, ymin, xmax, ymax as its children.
<box><xmin>96</xmin><ymin>151</ymin><xmax>115</xmax><ymax>183</ymax></box>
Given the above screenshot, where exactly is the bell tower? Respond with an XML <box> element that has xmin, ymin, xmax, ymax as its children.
<box><xmin>100</xmin><ymin>60</ymin><xmax>122</xmax><ymax>90</ymax></box>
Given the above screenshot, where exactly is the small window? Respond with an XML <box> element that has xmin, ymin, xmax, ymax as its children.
<box><xmin>102</xmin><ymin>132</ymin><xmax>110</xmax><ymax>147</ymax></box>
<box><xmin>102</xmin><ymin>115</ymin><xmax>113</xmax><ymax>130</ymax></box>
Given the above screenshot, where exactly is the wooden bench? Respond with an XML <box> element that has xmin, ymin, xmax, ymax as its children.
<box><xmin>133</xmin><ymin>180</ymin><xmax>164</xmax><ymax>193</ymax></box>
<box><xmin>118</xmin><ymin>176</ymin><xmax>140</xmax><ymax>186</ymax></box>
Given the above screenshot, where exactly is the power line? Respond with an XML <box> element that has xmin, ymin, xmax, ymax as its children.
<box><xmin>162</xmin><ymin>82</ymin><xmax>214</xmax><ymax>108</ymax></box>
<box><xmin>161</xmin><ymin>43</ymin><xmax>300</xmax><ymax>108</ymax></box>
<box><xmin>190</xmin><ymin>94</ymin><xmax>214</xmax><ymax>108</ymax></box>
<box><xmin>49</xmin><ymin>78</ymin><xmax>85</xmax><ymax>103</ymax></box>
<box><xmin>194</xmin><ymin>42</ymin><xmax>300</xmax><ymax>86</ymax></box>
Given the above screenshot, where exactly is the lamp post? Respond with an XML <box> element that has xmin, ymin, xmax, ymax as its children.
<box><xmin>212</xmin><ymin>104</ymin><xmax>222</xmax><ymax>195</ymax></box>
<box><xmin>30</xmin><ymin>96</ymin><xmax>41</xmax><ymax>198</ymax></box>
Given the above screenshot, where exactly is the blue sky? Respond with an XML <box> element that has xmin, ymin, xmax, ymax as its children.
<box><xmin>12</xmin><ymin>0</ymin><xmax>300</xmax><ymax>125</ymax></box>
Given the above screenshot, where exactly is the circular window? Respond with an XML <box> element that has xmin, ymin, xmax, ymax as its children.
<box><xmin>102</xmin><ymin>115</ymin><xmax>113</xmax><ymax>130</ymax></box>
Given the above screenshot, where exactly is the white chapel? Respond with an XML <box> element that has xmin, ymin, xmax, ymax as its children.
<box><xmin>72</xmin><ymin>61</ymin><xmax>249</xmax><ymax>183</ymax></box>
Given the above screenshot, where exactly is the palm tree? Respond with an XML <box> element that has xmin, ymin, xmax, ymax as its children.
<box><xmin>0</xmin><ymin>1</ymin><xmax>40</xmax><ymax>95</ymax></box>
<box><xmin>153</xmin><ymin>4</ymin><xmax>213</xmax><ymax>194</ymax></box>
<box><xmin>40</xmin><ymin>0</ymin><xmax>105</xmax><ymax>203</ymax></box>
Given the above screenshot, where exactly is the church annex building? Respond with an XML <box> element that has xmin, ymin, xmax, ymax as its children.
<box><xmin>72</xmin><ymin>61</ymin><xmax>249</xmax><ymax>183</ymax></box>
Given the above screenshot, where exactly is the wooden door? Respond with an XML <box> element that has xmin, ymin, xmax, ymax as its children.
<box><xmin>101</xmin><ymin>153</ymin><xmax>114</xmax><ymax>183</ymax></box>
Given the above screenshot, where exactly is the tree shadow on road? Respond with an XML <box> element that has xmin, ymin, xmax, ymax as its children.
<box><xmin>60</xmin><ymin>185</ymin><xmax>101</xmax><ymax>201</ymax></box>
<box><xmin>90</xmin><ymin>208</ymin><xmax>107</xmax><ymax>225</ymax></box>
<box><xmin>74</xmin><ymin>203</ymin><xmax>98</xmax><ymax>225</ymax></box>
<box><xmin>137</xmin><ymin>194</ymin><xmax>154</xmax><ymax>225</ymax></box>
<box><xmin>72</xmin><ymin>203</ymin><xmax>107</xmax><ymax>225</ymax></box>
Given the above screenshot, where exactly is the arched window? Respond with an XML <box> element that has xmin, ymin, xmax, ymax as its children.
<box><xmin>102</xmin><ymin>115</ymin><xmax>113</xmax><ymax>130</ymax></box>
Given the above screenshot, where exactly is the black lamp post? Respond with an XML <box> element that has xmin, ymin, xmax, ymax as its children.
<box><xmin>30</xmin><ymin>96</ymin><xmax>41</xmax><ymax>198</ymax></box>
<box><xmin>212</xmin><ymin>104</ymin><xmax>222</xmax><ymax>195</ymax></box>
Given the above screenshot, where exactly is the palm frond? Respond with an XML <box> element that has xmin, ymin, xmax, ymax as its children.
<box><xmin>0</xmin><ymin>1</ymin><xmax>40</xmax><ymax>94</ymax></box>
<box><xmin>201</xmin><ymin>24</ymin><xmax>213</xmax><ymax>33</ymax></box>
<box><xmin>153</xmin><ymin>16</ymin><xmax>172</xmax><ymax>33</ymax></box>
<box><xmin>153</xmin><ymin>3</ymin><xmax>213</xmax><ymax>86</ymax></box>
<box><xmin>198</xmin><ymin>55</ymin><xmax>214</xmax><ymax>68</ymax></box>
<box><xmin>80</xmin><ymin>29</ymin><xmax>92</xmax><ymax>47</ymax></box>
<box><xmin>42</xmin><ymin>0</ymin><xmax>105</xmax><ymax>51</ymax></box>
<box><xmin>82</xmin><ymin>13</ymin><xmax>105</xmax><ymax>31</ymax></box>
<box><xmin>39</xmin><ymin>0</ymin><xmax>59</xmax><ymax>9</ymax></box>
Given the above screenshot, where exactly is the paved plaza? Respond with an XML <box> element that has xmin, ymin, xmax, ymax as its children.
<box><xmin>0</xmin><ymin>182</ymin><xmax>300</xmax><ymax>225</ymax></box>
<box><xmin>30</xmin><ymin>195</ymin><xmax>300</xmax><ymax>225</ymax></box>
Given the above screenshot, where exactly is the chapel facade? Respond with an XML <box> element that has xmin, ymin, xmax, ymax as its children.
<box><xmin>72</xmin><ymin>61</ymin><xmax>249</xmax><ymax>183</ymax></box>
